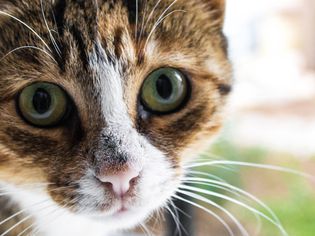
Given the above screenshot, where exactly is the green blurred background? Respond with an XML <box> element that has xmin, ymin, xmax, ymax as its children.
<box><xmin>191</xmin><ymin>136</ymin><xmax>315</xmax><ymax>236</ymax></box>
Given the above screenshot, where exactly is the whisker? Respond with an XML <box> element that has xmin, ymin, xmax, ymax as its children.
<box><xmin>142</xmin><ymin>0</ymin><xmax>179</xmax><ymax>50</ymax></box>
<box><xmin>143</xmin><ymin>9</ymin><xmax>186</xmax><ymax>51</ymax></box>
<box><xmin>50</xmin><ymin>5</ymin><xmax>60</xmax><ymax>39</ymax></box>
<box><xmin>185</xmin><ymin>160</ymin><xmax>315</xmax><ymax>181</ymax></box>
<box><xmin>16</xmin><ymin>205</ymin><xmax>65</xmax><ymax>236</ymax></box>
<box><xmin>140</xmin><ymin>222</ymin><xmax>153</xmax><ymax>236</ymax></box>
<box><xmin>179</xmin><ymin>185</ymin><xmax>288</xmax><ymax>236</ymax></box>
<box><xmin>182</xmin><ymin>179</ymin><xmax>270</xmax><ymax>235</ymax></box>
<box><xmin>165</xmin><ymin>201</ymin><xmax>188</xmax><ymax>236</ymax></box>
<box><xmin>0</xmin><ymin>11</ymin><xmax>52</xmax><ymax>52</ymax></box>
<box><xmin>165</xmin><ymin>205</ymin><xmax>182</xmax><ymax>236</ymax></box>
<box><xmin>173</xmin><ymin>194</ymin><xmax>235</xmax><ymax>236</ymax></box>
<box><xmin>183</xmin><ymin>180</ymin><xmax>242</xmax><ymax>198</ymax></box>
<box><xmin>178</xmin><ymin>190</ymin><xmax>251</xmax><ymax>236</ymax></box>
<box><xmin>0</xmin><ymin>199</ymin><xmax>50</xmax><ymax>227</ymax></box>
<box><xmin>135</xmin><ymin>0</ymin><xmax>139</xmax><ymax>41</ymax></box>
<box><xmin>137</xmin><ymin>0</ymin><xmax>147</xmax><ymax>45</ymax></box>
<box><xmin>0</xmin><ymin>46</ymin><xmax>57</xmax><ymax>63</ymax></box>
<box><xmin>139</xmin><ymin>0</ymin><xmax>163</xmax><ymax>43</ymax></box>
<box><xmin>0</xmin><ymin>202</ymin><xmax>55</xmax><ymax>236</ymax></box>
<box><xmin>182</xmin><ymin>177</ymin><xmax>282</xmax><ymax>226</ymax></box>
<box><xmin>40</xmin><ymin>0</ymin><xmax>61</xmax><ymax>56</ymax></box>
<box><xmin>154</xmin><ymin>208</ymin><xmax>165</xmax><ymax>228</ymax></box>
<box><xmin>187</xmin><ymin>157</ymin><xmax>236</xmax><ymax>171</ymax></box>
<box><xmin>169</xmin><ymin>198</ymin><xmax>192</xmax><ymax>219</ymax></box>
<box><xmin>188</xmin><ymin>170</ymin><xmax>230</xmax><ymax>183</ymax></box>
<box><xmin>27</xmin><ymin>199</ymin><xmax>77</xmax><ymax>236</ymax></box>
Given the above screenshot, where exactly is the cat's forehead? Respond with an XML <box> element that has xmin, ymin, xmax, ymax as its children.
<box><xmin>0</xmin><ymin>0</ymin><xmax>227</xmax><ymax>73</ymax></box>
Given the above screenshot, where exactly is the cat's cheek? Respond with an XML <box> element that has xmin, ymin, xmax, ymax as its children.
<box><xmin>136</xmin><ymin>154</ymin><xmax>181</xmax><ymax>208</ymax></box>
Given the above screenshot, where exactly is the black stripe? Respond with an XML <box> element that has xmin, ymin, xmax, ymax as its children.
<box><xmin>69</xmin><ymin>25</ymin><xmax>89</xmax><ymax>70</ymax></box>
<box><xmin>54</xmin><ymin>0</ymin><xmax>67</xmax><ymax>36</ymax></box>
<box><xmin>53</xmin><ymin>0</ymin><xmax>67</xmax><ymax>70</ymax></box>
<box><xmin>122</xmin><ymin>0</ymin><xmax>141</xmax><ymax>24</ymax></box>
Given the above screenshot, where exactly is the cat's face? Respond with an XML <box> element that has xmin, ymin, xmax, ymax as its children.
<box><xmin>0</xmin><ymin>0</ymin><xmax>231</xmax><ymax>230</ymax></box>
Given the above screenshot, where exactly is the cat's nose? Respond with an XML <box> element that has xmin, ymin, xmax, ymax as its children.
<box><xmin>96</xmin><ymin>168</ymin><xmax>140</xmax><ymax>197</ymax></box>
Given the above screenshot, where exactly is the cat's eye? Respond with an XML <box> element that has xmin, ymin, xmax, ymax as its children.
<box><xmin>141</xmin><ymin>68</ymin><xmax>189</xmax><ymax>114</ymax></box>
<box><xmin>18</xmin><ymin>82</ymin><xmax>70</xmax><ymax>127</ymax></box>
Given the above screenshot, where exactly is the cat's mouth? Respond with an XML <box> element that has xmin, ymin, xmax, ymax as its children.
<box><xmin>99</xmin><ymin>200</ymin><xmax>133</xmax><ymax>216</ymax></box>
<box><xmin>110</xmin><ymin>206</ymin><xmax>136</xmax><ymax>218</ymax></box>
<box><xmin>116</xmin><ymin>206</ymin><xmax>129</xmax><ymax>214</ymax></box>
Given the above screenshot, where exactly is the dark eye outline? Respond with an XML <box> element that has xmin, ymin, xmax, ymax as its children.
<box><xmin>15</xmin><ymin>82</ymin><xmax>73</xmax><ymax>128</ymax></box>
<box><xmin>139</xmin><ymin>67</ymin><xmax>191</xmax><ymax>116</ymax></box>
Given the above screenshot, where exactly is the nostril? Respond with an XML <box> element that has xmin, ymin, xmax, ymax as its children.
<box><xmin>95</xmin><ymin>168</ymin><xmax>141</xmax><ymax>197</ymax></box>
<box><xmin>129</xmin><ymin>176</ymin><xmax>139</xmax><ymax>186</ymax></box>
<box><xmin>101</xmin><ymin>181</ymin><xmax>113</xmax><ymax>190</ymax></box>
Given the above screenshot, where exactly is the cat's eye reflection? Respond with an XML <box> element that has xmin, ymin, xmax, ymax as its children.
<box><xmin>17</xmin><ymin>82</ymin><xmax>70</xmax><ymax>127</ymax></box>
<box><xmin>140</xmin><ymin>68</ymin><xmax>190</xmax><ymax>114</ymax></box>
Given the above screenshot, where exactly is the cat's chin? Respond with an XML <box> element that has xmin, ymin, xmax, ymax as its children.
<box><xmin>86</xmin><ymin>207</ymin><xmax>150</xmax><ymax>230</ymax></box>
<box><xmin>91</xmin><ymin>210</ymin><xmax>149</xmax><ymax>228</ymax></box>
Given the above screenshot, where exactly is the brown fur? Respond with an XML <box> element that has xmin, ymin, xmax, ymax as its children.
<box><xmin>0</xmin><ymin>0</ymin><xmax>231</xmax><ymax>234</ymax></box>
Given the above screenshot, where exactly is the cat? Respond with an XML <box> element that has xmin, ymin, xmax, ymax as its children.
<box><xmin>0</xmin><ymin>0</ymin><xmax>232</xmax><ymax>235</ymax></box>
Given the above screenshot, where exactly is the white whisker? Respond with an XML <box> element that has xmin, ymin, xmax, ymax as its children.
<box><xmin>137</xmin><ymin>0</ymin><xmax>148</xmax><ymax>45</ymax></box>
<box><xmin>173</xmin><ymin>194</ymin><xmax>235</xmax><ymax>236</ymax></box>
<box><xmin>40</xmin><ymin>0</ymin><xmax>61</xmax><ymax>56</ymax></box>
<box><xmin>143</xmin><ymin>9</ymin><xmax>186</xmax><ymax>50</ymax></box>
<box><xmin>139</xmin><ymin>0</ymin><xmax>163</xmax><ymax>42</ymax></box>
<box><xmin>182</xmin><ymin>177</ymin><xmax>282</xmax><ymax>226</ymax></box>
<box><xmin>135</xmin><ymin>0</ymin><xmax>139</xmax><ymax>41</ymax></box>
<box><xmin>0</xmin><ymin>199</ymin><xmax>50</xmax><ymax>227</ymax></box>
<box><xmin>0</xmin><ymin>11</ymin><xmax>51</xmax><ymax>52</ymax></box>
<box><xmin>139</xmin><ymin>222</ymin><xmax>153</xmax><ymax>236</ymax></box>
<box><xmin>185</xmin><ymin>160</ymin><xmax>315</xmax><ymax>181</ymax></box>
<box><xmin>28</xmin><ymin>199</ymin><xmax>76</xmax><ymax>236</ymax></box>
<box><xmin>0</xmin><ymin>46</ymin><xmax>57</xmax><ymax>63</ymax></box>
<box><xmin>0</xmin><ymin>202</ymin><xmax>55</xmax><ymax>236</ymax></box>
<box><xmin>179</xmin><ymin>185</ymin><xmax>288</xmax><ymax>236</ymax></box>
<box><xmin>183</xmin><ymin>180</ymin><xmax>242</xmax><ymax>198</ymax></box>
<box><xmin>179</xmin><ymin>190</ymin><xmax>251</xmax><ymax>236</ymax></box>
<box><xmin>167</xmin><ymin>199</ymin><xmax>190</xmax><ymax>236</ymax></box>
<box><xmin>169</xmin><ymin>199</ymin><xmax>191</xmax><ymax>219</ymax></box>
<box><xmin>165</xmin><ymin>205</ymin><xmax>184</xmax><ymax>236</ymax></box>
<box><xmin>188</xmin><ymin>170</ymin><xmax>230</xmax><ymax>184</ymax></box>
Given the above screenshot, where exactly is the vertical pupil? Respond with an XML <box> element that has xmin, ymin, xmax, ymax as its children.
<box><xmin>32</xmin><ymin>88</ymin><xmax>51</xmax><ymax>114</ymax></box>
<box><xmin>156</xmin><ymin>75</ymin><xmax>173</xmax><ymax>99</ymax></box>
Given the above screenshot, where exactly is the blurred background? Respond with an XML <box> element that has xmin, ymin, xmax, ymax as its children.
<box><xmin>133</xmin><ymin>0</ymin><xmax>315</xmax><ymax>235</ymax></box>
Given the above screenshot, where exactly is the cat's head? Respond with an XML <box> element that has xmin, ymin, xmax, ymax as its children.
<box><xmin>0</xmin><ymin>0</ymin><xmax>231</xmax><ymax>230</ymax></box>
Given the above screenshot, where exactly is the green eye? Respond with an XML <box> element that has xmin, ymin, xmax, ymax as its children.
<box><xmin>141</xmin><ymin>68</ymin><xmax>189</xmax><ymax>114</ymax></box>
<box><xmin>18</xmin><ymin>82</ymin><xmax>69</xmax><ymax>127</ymax></box>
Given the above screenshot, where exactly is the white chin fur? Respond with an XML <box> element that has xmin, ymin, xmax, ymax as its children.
<box><xmin>3</xmin><ymin>184</ymin><xmax>152</xmax><ymax>236</ymax></box>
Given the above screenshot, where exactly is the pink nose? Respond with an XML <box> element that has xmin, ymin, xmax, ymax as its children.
<box><xmin>96</xmin><ymin>168</ymin><xmax>140</xmax><ymax>197</ymax></box>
